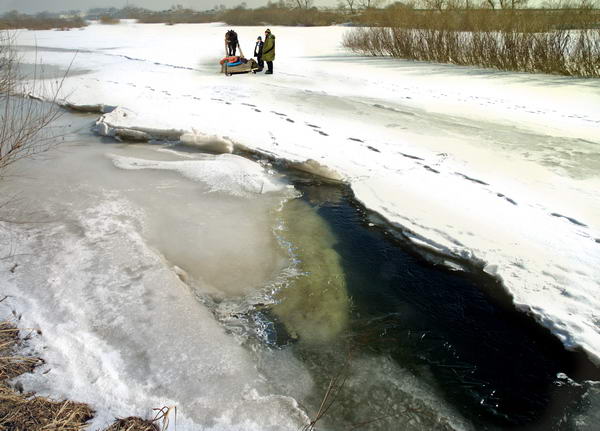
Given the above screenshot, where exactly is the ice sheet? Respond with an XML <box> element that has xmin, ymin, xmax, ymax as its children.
<box><xmin>10</xmin><ymin>20</ymin><xmax>600</xmax><ymax>370</ymax></box>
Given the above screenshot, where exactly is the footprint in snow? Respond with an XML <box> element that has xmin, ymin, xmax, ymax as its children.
<box><xmin>497</xmin><ymin>193</ymin><xmax>517</xmax><ymax>206</ymax></box>
<box><xmin>455</xmin><ymin>172</ymin><xmax>489</xmax><ymax>186</ymax></box>
<box><xmin>399</xmin><ymin>152</ymin><xmax>424</xmax><ymax>161</ymax></box>
<box><xmin>550</xmin><ymin>213</ymin><xmax>587</xmax><ymax>227</ymax></box>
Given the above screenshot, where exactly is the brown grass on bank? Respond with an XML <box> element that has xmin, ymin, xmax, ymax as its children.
<box><xmin>0</xmin><ymin>321</ymin><xmax>168</xmax><ymax>431</ymax></box>
<box><xmin>343</xmin><ymin>25</ymin><xmax>600</xmax><ymax>77</ymax></box>
<box><xmin>99</xmin><ymin>16</ymin><xmax>121</xmax><ymax>25</ymax></box>
<box><xmin>104</xmin><ymin>417</ymin><xmax>158</xmax><ymax>431</ymax></box>
<box><xmin>344</xmin><ymin>4</ymin><xmax>600</xmax><ymax>77</ymax></box>
<box><xmin>0</xmin><ymin>321</ymin><xmax>94</xmax><ymax>431</ymax></box>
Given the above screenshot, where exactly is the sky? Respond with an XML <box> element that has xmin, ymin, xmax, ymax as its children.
<box><xmin>0</xmin><ymin>0</ymin><xmax>294</xmax><ymax>14</ymax></box>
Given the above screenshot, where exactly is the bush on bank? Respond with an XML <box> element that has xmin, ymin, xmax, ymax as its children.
<box><xmin>343</xmin><ymin>26</ymin><xmax>600</xmax><ymax>77</ymax></box>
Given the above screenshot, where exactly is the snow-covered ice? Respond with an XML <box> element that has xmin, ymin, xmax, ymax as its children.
<box><xmin>3</xmin><ymin>19</ymin><xmax>600</xmax><ymax>426</ymax></box>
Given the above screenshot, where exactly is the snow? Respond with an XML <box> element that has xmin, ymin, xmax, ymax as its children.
<box><xmin>109</xmin><ymin>153</ymin><xmax>287</xmax><ymax>196</ymax></box>
<box><xmin>3</xmin><ymin>18</ymin><xmax>600</xmax><ymax>424</ymax></box>
<box><xmin>11</xmin><ymin>21</ymin><xmax>600</xmax><ymax>357</ymax></box>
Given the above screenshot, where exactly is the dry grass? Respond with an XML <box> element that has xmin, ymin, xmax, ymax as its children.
<box><xmin>343</xmin><ymin>25</ymin><xmax>600</xmax><ymax>77</ymax></box>
<box><xmin>344</xmin><ymin>5</ymin><xmax>600</xmax><ymax>77</ymax></box>
<box><xmin>99</xmin><ymin>16</ymin><xmax>120</xmax><ymax>25</ymax></box>
<box><xmin>0</xmin><ymin>386</ymin><xmax>95</xmax><ymax>431</ymax></box>
<box><xmin>104</xmin><ymin>417</ymin><xmax>158</xmax><ymax>431</ymax></box>
<box><xmin>0</xmin><ymin>322</ymin><xmax>95</xmax><ymax>431</ymax></box>
<box><xmin>0</xmin><ymin>323</ymin><xmax>41</xmax><ymax>380</ymax></box>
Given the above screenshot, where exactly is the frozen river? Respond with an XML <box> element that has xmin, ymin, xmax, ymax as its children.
<box><xmin>1</xmin><ymin>110</ymin><xmax>598</xmax><ymax>430</ymax></box>
<box><xmin>1</xmin><ymin>21</ymin><xmax>600</xmax><ymax>430</ymax></box>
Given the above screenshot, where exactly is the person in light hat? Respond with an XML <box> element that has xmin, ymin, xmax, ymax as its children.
<box><xmin>262</xmin><ymin>28</ymin><xmax>275</xmax><ymax>75</ymax></box>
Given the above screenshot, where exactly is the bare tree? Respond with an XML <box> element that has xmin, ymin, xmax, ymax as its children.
<box><xmin>421</xmin><ymin>0</ymin><xmax>447</xmax><ymax>10</ymax></box>
<box><xmin>346</xmin><ymin>0</ymin><xmax>358</xmax><ymax>13</ymax></box>
<box><xmin>290</xmin><ymin>0</ymin><xmax>315</xmax><ymax>8</ymax></box>
<box><xmin>0</xmin><ymin>31</ymin><xmax>65</xmax><ymax>176</ymax></box>
<box><xmin>496</xmin><ymin>0</ymin><xmax>528</xmax><ymax>8</ymax></box>
<box><xmin>357</xmin><ymin>0</ymin><xmax>388</xmax><ymax>9</ymax></box>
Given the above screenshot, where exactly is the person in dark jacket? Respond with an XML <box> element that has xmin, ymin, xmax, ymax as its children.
<box><xmin>254</xmin><ymin>36</ymin><xmax>264</xmax><ymax>72</ymax></box>
<box><xmin>225</xmin><ymin>29</ymin><xmax>238</xmax><ymax>56</ymax></box>
<box><xmin>262</xmin><ymin>28</ymin><xmax>275</xmax><ymax>75</ymax></box>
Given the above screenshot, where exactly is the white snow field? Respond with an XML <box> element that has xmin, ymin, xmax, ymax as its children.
<box><xmin>2</xmin><ymin>20</ymin><xmax>600</xmax><ymax>427</ymax></box>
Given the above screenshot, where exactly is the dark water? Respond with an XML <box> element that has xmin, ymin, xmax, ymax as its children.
<box><xmin>283</xmin><ymin>174</ymin><xmax>600</xmax><ymax>430</ymax></box>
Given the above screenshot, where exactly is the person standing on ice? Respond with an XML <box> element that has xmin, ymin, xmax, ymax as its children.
<box><xmin>254</xmin><ymin>36</ymin><xmax>264</xmax><ymax>72</ymax></box>
<box><xmin>262</xmin><ymin>29</ymin><xmax>275</xmax><ymax>75</ymax></box>
<box><xmin>225</xmin><ymin>30</ymin><xmax>238</xmax><ymax>56</ymax></box>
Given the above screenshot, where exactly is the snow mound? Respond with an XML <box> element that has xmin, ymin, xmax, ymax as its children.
<box><xmin>181</xmin><ymin>129</ymin><xmax>235</xmax><ymax>154</ymax></box>
<box><xmin>109</xmin><ymin>153</ymin><xmax>286</xmax><ymax>197</ymax></box>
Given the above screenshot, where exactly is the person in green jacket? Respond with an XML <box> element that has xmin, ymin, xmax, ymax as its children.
<box><xmin>262</xmin><ymin>28</ymin><xmax>275</xmax><ymax>75</ymax></box>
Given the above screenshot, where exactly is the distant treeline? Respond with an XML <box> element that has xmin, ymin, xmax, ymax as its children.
<box><xmin>0</xmin><ymin>11</ymin><xmax>85</xmax><ymax>30</ymax></box>
<box><xmin>109</xmin><ymin>3</ymin><xmax>345</xmax><ymax>27</ymax></box>
<box><xmin>1</xmin><ymin>1</ymin><xmax>599</xmax><ymax>29</ymax></box>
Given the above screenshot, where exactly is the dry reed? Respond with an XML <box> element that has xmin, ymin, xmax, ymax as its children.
<box><xmin>343</xmin><ymin>25</ymin><xmax>600</xmax><ymax>77</ymax></box>
<box><xmin>0</xmin><ymin>321</ymin><xmax>95</xmax><ymax>431</ymax></box>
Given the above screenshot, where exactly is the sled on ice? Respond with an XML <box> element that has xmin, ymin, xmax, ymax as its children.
<box><xmin>220</xmin><ymin>56</ymin><xmax>259</xmax><ymax>76</ymax></box>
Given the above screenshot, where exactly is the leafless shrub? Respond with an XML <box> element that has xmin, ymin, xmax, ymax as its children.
<box><xmin>0</xmin><ymin>31</ymin><xmax>66</xmax><ymax>177</ymax></box>
<box><xmin>343</xmin><ymin>24</ymin><xmax>600</xmax><ymax>77</ymax></box>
